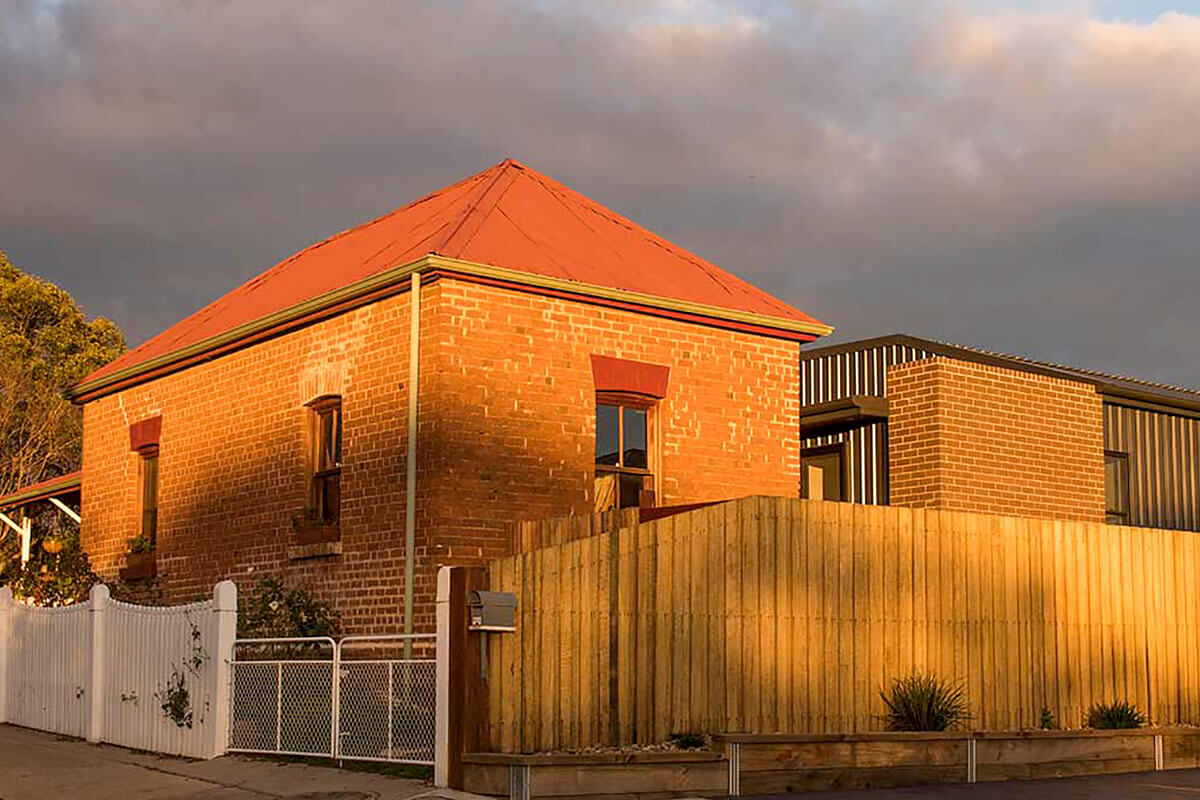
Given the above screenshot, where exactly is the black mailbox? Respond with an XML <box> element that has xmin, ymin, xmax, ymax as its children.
<box><xmin>468</xmin><ymin>590</ymin><xmax>517</xmax><ymax>632</ymax></box>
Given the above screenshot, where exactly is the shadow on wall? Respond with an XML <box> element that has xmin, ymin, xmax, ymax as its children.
<box><xmin>483</xmin><ymin>498</ymin><xmax>1179</xmax><ymax>752</ymax></box>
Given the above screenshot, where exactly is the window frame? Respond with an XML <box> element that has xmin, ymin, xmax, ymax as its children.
<box><xmin>801</xmin><ymin>442</ymin><xmax>848</xmax><ymax>502</ymax></box>
<box><xmin>139</xmin><ymin>446</ymin><xmax>159</xmax><ymax>548</ymax></box>
<box><xmin>595</xmin><ymin>392</ymin><xmax>657</xmax><ymax>510</ymax></box>
<box><xmin>308</xmin><ymin>395</ymin><xmax>343</xmax><ymax>525</ymax></box>
<box><xmin>1104</xmin><ymin>449</ymin><xmax>1130</xmax><ymax>525</ymax></box>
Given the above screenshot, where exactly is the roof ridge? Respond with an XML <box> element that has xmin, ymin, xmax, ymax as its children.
<box><xmin>437</xmin><ymin>160</ymin><xmax>524</xmax><ymax>257</ymax></box>
<box><xmin>436</xmin><ymin>158</ymin><xmax>520</xmax><ymax>255</ymax></box>
<box><xmin>519</xmin><ymin>164</ymin><xmax>788</xmax><ymax>310</ymax></box>
<box><xmin>97</xmin><ymin>164</ymin><xmax>505</xmax><ymax>374</ymax></box>
<box><xmin>77</xmin><ymin>158</ymin><xmax>828</xmax><ymax>394</ymax></box>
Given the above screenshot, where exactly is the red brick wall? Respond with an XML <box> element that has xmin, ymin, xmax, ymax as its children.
<box><xmin>888</xmin><ymin>356</ymin><xmax>1105</xmax><ymax>521</ymax></box>
<box><xmin>81</xmin><ymin>276</ymin><xmax>801</xmax><ymax>632</ymax></box>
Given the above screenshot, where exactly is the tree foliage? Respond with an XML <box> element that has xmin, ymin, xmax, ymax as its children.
<box><xmin>0</xmin><ymin>251</ymin><xmax>125</xmax><ymax>602</ymax></box>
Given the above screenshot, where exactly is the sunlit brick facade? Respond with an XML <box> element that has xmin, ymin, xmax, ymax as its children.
<box><xmin>80</xmin><ymin>276</ymin><xmax>803</xmax><ymax>632</ymax></box>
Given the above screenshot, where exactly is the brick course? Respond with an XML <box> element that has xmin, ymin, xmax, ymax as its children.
<box><xmin>887</xmin><ymin>357</ymin><xmax>1105</xmax><ymax>521</ymax></box>
<box><xmin>81</xmin><ymin>276</ymin><xmax>801</xmax><ymax>632</ymax></box>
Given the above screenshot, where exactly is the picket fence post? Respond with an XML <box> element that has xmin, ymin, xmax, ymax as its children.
<box><xmin>87</xmin><ymin>583</ymin><xmax>110</xmax><ymax>743</ymax></box>
<box><xmin>0</xmin><ymin>586</ymin><xmax>11</xmax><ymax>724</ymax></box>
<box><xmin>208</xmin><ymin>580</ymin><xmax>238</xmax><ymax>758</ymax></box>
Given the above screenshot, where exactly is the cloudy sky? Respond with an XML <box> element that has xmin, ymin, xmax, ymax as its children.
<box><xmin>3</xmin><ymin>0</ymin><xmax>1199</xmax><ymax>385</ymax></box>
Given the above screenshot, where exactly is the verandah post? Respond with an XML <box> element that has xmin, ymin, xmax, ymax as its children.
<box><xmin>209</xmin><ymin>580</ymin><xmax>238</xmax><ymax>758</ymax></box>
<box><xmin>87</xmin><ymin>583</ymin><xmax>110</xmax><ymax>743</ymax></box>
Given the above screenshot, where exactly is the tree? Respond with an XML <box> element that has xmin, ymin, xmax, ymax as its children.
<box><xmin>0</xmin><ymin>251</ymin><xmax>125</xmax><ymax>603</ymax></box>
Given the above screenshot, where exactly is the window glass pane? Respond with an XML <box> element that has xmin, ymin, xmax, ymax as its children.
<box><xmin>316</xmin><ymin>410</ymin><xmax>340</xmax><ymax>472</ymax></box>
<box><xmin>1106</xmin><ymin>452</ymin><xmax>1128</xmax><ymax>519</ymax></box>
<box><xmin>595</xmin><ymin>404</ymin><xmax>620</xmax><ymax>465</ymax></box>
<box><xmin>622</xmin><ymin>407</ymin><xmax>648</xmax><ymax>469</ymax></box>
<box><xmin>142</xmin><ymin>454</ymin><xmax>158</xmax><ymax>545</ymax></box>
<box><xmin>333</xmin><ymin>406</ymin><xmax>342</xmax><ymax>465</ymax></box>
<box><xmin>618</xmin><ymin>473</ymin><xmax>643</xmax><ymax>509</ymax></box>
<box><xmin>321</xmin><ymin>473</ymin><xmax>341</xmax><ymax>523</ymax></box>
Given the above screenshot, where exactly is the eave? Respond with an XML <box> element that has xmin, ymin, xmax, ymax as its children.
<box><xmin>0</xmin><ymin>471</ymin><xmax>82</xmax><ymax>512</ymax></box>
<box><xmin>800</xmin><ymin>395</ymin><xmax>890</xmax><ymax>438</ymax></box>
<box><xmin>68</xmin><ymin>254</ymin><xmax>833</xmax><ymax>404</ymax></box>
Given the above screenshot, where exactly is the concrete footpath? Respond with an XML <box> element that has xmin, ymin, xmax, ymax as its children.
<box><xmin>0</xmin><ymin>723</ymin><xmax>476</xmax><ymax>800</ymax></box>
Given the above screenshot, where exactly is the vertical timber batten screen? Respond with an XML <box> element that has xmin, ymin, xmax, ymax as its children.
<box><xmin>485</xmin><ymin>497</ymin><xmax>1200</xmax><ymax>753</ymax></box>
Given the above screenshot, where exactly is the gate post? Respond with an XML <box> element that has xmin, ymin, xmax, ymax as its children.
<box><xmin>87</xmin><ymin>583</ymin><xmax>109</xmax><ymax>743</ymax></box>
<box><xmin>0</xmin><ymin>586</ymin><xmax>11</xmax><ymax>724</ymax></box>
<box><xmin>209</xmin><ymin>580</ymin><xmax>238</xmax><ymax>758</ymax></box>
<box><xmin>436</xmin><ymin>566</ymin><xmax>488</xmax><ymax>789</ymax></box>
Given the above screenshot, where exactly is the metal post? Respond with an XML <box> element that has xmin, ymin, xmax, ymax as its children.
<box><xmin>510</xmin><ymin>764</ymin><xmax>531</xmax><ymax>800</ymax></box>
<box><xmin>275</xmin><ymin>663</ymin><xmax>282</xmax><ymax>753</ymax></box>
<box><xmin>387</xmin><ymin>662</ymin><xmax>394</xmax><ymax>760</ymax></box>
<box><xmin>967</xmin><ymin>737</ymin><xmax>977</xmax><ymax>783</ymax></box>
<box><xmin>1155</xmin><ymin>733</ymin><xmax>1164</xmax><ymax>770</ymax></box>
<box><xmin>332</xmin><ymin>639</ymin><xmax>341</xmax><ymax>759</ymax></box>
<box><xmin>727</xmin><ymin>741</ymin><xmax>741</xmax><ymax>796</ymax></box>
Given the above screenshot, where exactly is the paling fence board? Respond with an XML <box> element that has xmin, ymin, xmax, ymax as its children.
<box><xmin>485</xmin><ymin>497</ymin><xmax>1200</xmax><ymax>753</ymax></box>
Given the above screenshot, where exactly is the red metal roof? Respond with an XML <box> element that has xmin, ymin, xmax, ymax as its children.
<box><xmin>0</xmin><ymin>471</ymin><xmax>82</xmax><ymax>512</ymax></box>
<box><xmin>83</xmin><ymin>159</ymin><xmax>828</xmax><ymax>386</ymax></box>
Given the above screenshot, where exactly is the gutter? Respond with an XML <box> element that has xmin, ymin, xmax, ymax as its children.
<box><xmin>67</xmin><ymin>254</ymin><xmax>832</xmax><ymax>404</ymax></box>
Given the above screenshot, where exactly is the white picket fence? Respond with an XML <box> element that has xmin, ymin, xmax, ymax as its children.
<box><xmin>0</xmin><ymin>581</ymin><xmax>236</xmax><ymax>758</ymax></box>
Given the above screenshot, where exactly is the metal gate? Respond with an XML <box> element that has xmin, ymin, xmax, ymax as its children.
<box><xmin>228</xmin><ymin>634</ymin><xmax>437</xmax><ymax>765</ymax></box>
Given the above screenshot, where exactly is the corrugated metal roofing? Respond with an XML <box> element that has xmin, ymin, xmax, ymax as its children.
<box><xmin>83</xmin><ymin>159</ymin><xmax>827</xmax><ymax>386</ymax></box>
<box><xmin>0</xmin><ymin>471</ymin><xmax>82</xmax><ymax>512</ymax></box>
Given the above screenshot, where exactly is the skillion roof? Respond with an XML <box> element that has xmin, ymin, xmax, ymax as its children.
<box><xmin>72</xmin><ymin>159</ymin><xmax>830</xmax><ymax>401</ymax></box>
<box><xmin>0</xmin><ymin>471</ymin><xmax>81</xmax><ymax>513</ymax></box>
<box><xmin>802</xmin><ymin>334</ymin><xmax>1200</xmax><ymax>414</ymax></box>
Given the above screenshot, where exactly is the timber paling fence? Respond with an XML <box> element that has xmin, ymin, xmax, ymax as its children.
<box><xmin>485</xmin><ymin>496</ymin><xmax>1200</xmax><ymax>753</ymax></box>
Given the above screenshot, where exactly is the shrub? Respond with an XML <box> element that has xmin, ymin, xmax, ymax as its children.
<box><xmin>1040</xmin><ymin>706</ymin><xmax>1057</xmax><ymax>730</ymax></box>
<box><xmin>1087</xmin><ymin>700</ymin><xmax>1146</xmax><ymax>729</ymax></box>
<box><xmin>238</xmin><ymin>576</ymin><xmax>340</xmax><ymax>639</ymax></box>
<box><xmin>4</xmin><ymin>519</ymin><xmax>97</xmax><ymax>607</ymax></box>
<box><xmin>127</xmin><ymin>533</ymin><xmax>154</xmax><ymax>554</ymax></box>
<box><xmin>880</xmin><ymin>671</ymin><xmax>971</xmax><ymax>731</ymax></box>
<box><xmin>670</xmin><ymin>732</ymin><xmax>708</xmax><ymax>750</ymax></box>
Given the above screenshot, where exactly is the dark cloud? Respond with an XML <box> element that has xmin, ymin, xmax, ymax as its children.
<box><xmin>2</xmin><ymin>1</ymin><xmax>1199</xmax><ymax>385</ymax></box>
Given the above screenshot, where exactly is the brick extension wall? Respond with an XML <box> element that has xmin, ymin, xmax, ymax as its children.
<box><xmin>887</xmin><ymin>356</ymin><xmax>1105</xmax><ymax>521</ymax></box>
<box><xmin>81</xmin><ymin>276</ymin><xmax>801</xmax><ymax>633</ymax></box>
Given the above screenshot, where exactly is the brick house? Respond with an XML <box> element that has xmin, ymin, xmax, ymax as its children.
<box><xmin>58</xmin><ymin>159</ymin><xmax>831</xmax><ymax>633</ymax></box>
<box><xmin>799</xmin><ymin>334</ymin><xmax>1200</xmax><ymax>530</ymax></box>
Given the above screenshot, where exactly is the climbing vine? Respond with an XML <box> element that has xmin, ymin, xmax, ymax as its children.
<box><xmin>155</xmin><ymin>615</ymin><xmax>209</xmax><ymax>729</ymax></box>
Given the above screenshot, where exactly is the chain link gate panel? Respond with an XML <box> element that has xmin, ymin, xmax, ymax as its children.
<box><xmin>228</xmin><ymin>635</ymin><xmax>437</xmax><ymax>765</ymax></box>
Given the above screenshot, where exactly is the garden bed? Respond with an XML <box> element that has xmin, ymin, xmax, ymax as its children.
<box><xmin>462</xmin><ymin>750</ymin><xmax>726</xmax><ymax>799</ymax></box>
<box><xmin>463</xmin><ymin>728</ymin><xmax>1200</xmax><ymax>799</ymax></box>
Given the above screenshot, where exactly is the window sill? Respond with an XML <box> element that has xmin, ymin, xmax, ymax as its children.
<box><xmin>288</xmin><ymin>541</ymin><xmax>343</xmax><ymax>561</ymax></box>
